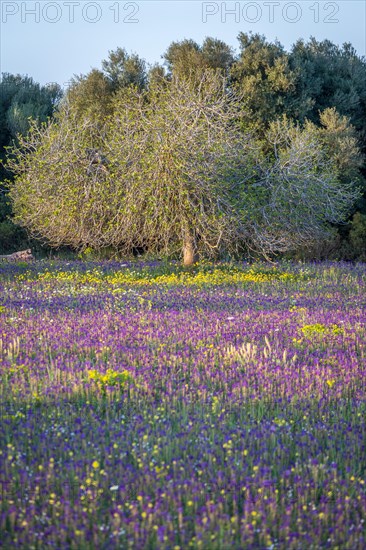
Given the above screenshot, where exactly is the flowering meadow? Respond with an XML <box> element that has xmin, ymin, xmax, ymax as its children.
<box><xmin>0</xmin><ymin>260</ymin><xmax>365</xmax><ymax>549</ymax></box>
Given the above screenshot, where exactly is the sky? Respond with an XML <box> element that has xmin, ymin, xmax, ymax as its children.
<box><xmin>1</xmin><ymin>0</ymin><xmax>365</xmax><ymax>87</ymax></box>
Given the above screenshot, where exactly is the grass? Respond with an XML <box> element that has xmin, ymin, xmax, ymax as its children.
<box><xmin>0</xmin><ymin>260</ymin><xmax>365</xmax><ymax>549</ymax></box>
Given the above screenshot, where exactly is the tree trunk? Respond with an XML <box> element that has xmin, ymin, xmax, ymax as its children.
<box><xmin>183</xmin><ymin>232</ymin><xmax>197</xmax><ymax>266</ymax></box>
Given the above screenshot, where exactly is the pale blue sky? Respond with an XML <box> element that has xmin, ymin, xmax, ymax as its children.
<box><xmin>1</xmin><ymin>1</ymin><xmax>365</xmax><ymax>87</ymax></box>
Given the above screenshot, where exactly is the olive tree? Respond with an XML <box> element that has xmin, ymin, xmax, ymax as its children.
<box><xmin>6</xmin><ymin>109</ymin><xmax>116</xmax><ymax>249</ymax></box>
<box><xmin>105</xmin><ymin>72</ymin><xmax>256</xmax><ymax>264</ymax></box>
<box><xmin>241</xmin><ymin>116</ymin><xmax>361</xmax><ymax>256</ymax></box>
<box><xmin>7</xmin><ymin>73</ymin><xmax>255</xmax><ymax>264</ymax></box>
<box><xmin>6</xmin><ymin>73</ymin><xmax>360</xmax><ymax>263</ymax></box>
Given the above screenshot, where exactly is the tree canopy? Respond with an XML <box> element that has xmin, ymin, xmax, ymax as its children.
<box><xmin>0</xmin><ymin>74</ymin><xmax>62</xmax><ymax>253</ymax></box>
<box><xmin>7</xmin><ymin>72</ymin><xmax>361</xmax><ymax>263</ymax></box>
<box><xmin>2</xmin><ymin>34</ymin><xmax>366</xmax><ymax>260</ymax></box>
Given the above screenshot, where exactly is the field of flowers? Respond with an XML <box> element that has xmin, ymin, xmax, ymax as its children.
<box><xmin>0</xmin><ymin>260</ymin><xmax>365</xmax><ymax>549</ymax></box>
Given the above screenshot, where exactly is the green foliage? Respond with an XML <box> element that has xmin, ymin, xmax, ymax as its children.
<box><xmin>101</xmin><ymin>47</ymin><xmax>147</xmax><ymax>91</ymax></box>
<box><xmin>3</xmin><ymin>34</ymin><xmax>366</xmax><ymax>260</ymax></box>
<box><xmin>317</xmin><ymin>108</ymin><xmax>364</xmax><ymax>186</ymax></box>
<box><xmin>241</xmin><ymin>115</ymin><xmax>360</xmax><ymax>256</ymax></box>
<box><xmin>348</xmin><ymin>212</ymin><xmax>366</xmax><ymax>260</ymax></box>
<box><xmin>7</xmin><ymin>73</ymin><xmax>254</xmax><ymax>262</ymax></box>
<box><xmin>229</xmin><ymin>35</ymin><xmax>366</xmax><ymax>256</ymax></box>
<box><xmin>107</xmin><ymin>73</ymin><xmax>254</xmax><ymax>262</ymax></box>
<box><xmin>64</xmin><ymin>48</ymin><xmax>147</xmax><ymax>124</ymax></box>
<box><xmin>6</xmin><ymin>72</ymin><xmax>361</xmax><ymax>262</ymax></box>
<box><xmin>0</xmin><ymin>74</ymin><xmax>62</xmax><ymax>253</ymax></box>
<box><xmin>0</xmin><ymin>220</ymin><xmax>26</xmax><ymax>253</ymax></box>
<box><xmin>6</xmin><ymin>111</ymin><xmax>110</xmax><ymax>250</ymax></box>
<box><xmin>164</xmin><ymin>37</ymin><xmax>234</xmax><ymax>79</ymax></box>
<box><xmin>65</xmin><ymin>70</ymin><xmax>113</xmax><ymax>123</ymax></box>
<box><xmin>230</xmin><ymin>33</ymin><xmax>297</xmax><ymax>132</ymax></box>
<box><xmin>289</xmin><ymin>39</ymin><xmax>366</xmax><ymax>139</ymax></box>
<box><xmin>0</xmin><ymin>74</ymin><xmax>62</xmax><ymax>147</ymax></box>
<box><xmin>147</xmin><ymin>64</ymin><xmax>167</xmax><ymax>89</ymax></box>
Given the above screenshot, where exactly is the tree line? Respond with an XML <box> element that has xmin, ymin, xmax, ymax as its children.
<box><xmin>1</xmin><ymin>33</ymin><xmax>366</xmax><ymax>262</ymax></box>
